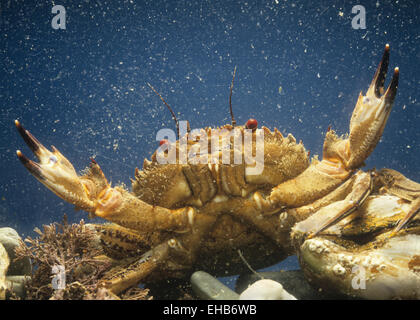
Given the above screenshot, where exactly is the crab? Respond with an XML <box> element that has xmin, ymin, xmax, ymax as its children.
<box><xmin>14</xmin><ymin>44</ymin><xmax>420</xmax><ymax>299</ymax></box>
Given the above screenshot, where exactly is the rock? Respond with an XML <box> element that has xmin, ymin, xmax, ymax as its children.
<box><xmin>239</xmin><ymin>279</ymin><xmax>297</xmax><ymax>300</ymax></box>
<box><xmin>0</xmin><ymin>228</ymin><xmax>33</xmax><ymax>299</ymax></box>
<box><xmin>0</xmin><ymin>227</ymin><xmax>31</xmax><ymax>276</ymax></box>
<box><xmin>6</xmin><ymin>275</ymin><xmax>30</xmax><ymax>299</ymax></box>
<box><xmin>236</xmin><ymin>270</ymin><xmax>339</xmax><ymax>300</ymax></box>
<box><xmin>191</xmin><ymin>271</ymin><xmax>239</xmax><ymax>300</ymax></box>
<box><xmin>0</xmin><ymin>243</ymin><xmax>10</xmax><ymax>300</ymax></box>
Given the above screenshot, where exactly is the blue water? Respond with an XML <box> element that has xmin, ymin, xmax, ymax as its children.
<box><xmin>1</xmin><ymin>1</ymin><xmax>419</xmax><ymax>280</ymax></box>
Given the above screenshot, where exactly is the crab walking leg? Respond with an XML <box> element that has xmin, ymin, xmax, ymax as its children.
<box><xmin>290</xmin><ymin>171</ymin><xmax>373</xmax><ymax>238</ymax></box>
<box><xmin>375</xmin><ymin>169</ymin><xmax>420</xmax><ymax>236</ymax></box>
<box><xmin>390</xmin><ymin>197</ymin><xmax>420</xmax><ymax>236</ymax></box>
<box><xmin>15</xmin><ymin>120</ymin><xmax>196</xmax><ymax>233</ymax></box>
<box><xmin>101</xmin><ymin>242</ymin><xmax>170</xmax><ymax>294</ymax></box>
<box><xmin>99</xmin><ymin>217</ymin><xmax>219</xmax><ymax>294</ymax></box>
<box><xmin>306</xmin><ymin>171</ymin><xmax>372</xmax><ymax>238</ymax></box>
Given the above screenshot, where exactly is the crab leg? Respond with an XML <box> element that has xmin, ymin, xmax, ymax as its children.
<box><xmin>288</xmin><ymin>172</ymin><xmax>373</xmax><ymax>238</ymax></box>
<box><xmin>101</xmin><ymin>242</ymin><xmax>169</xmax><ymax>294</ymax></box>
<box><xmin>306</xmin><ymin>171</ymin><xmax>372</xmax><ymax>239</ymax></box>
<box><xmin>98</xmin><ymin>221</ymin><xmax>219</xmax><ymax>294</ymax></box>
<box><xmin>390</xmin><ymin>197</ymin><xmax>420</xmax><ymax>236</ymax></box>
<box><xmin>95</xmin><ymin>186</ymin><xmax>197</xmax><ymax>233</ymax></box>
<box><xmin>268</xmin><ymin>45</ymin><xmax>399</xmax><ymax>221</ymax></box>
<box><xmin>374</xmin><ymin>169</ymin><xmax>420</xmax><ymax>236</ymax></box>
<box><xmin>15</xmin><ymin>120</ymin><xmax>196</xmax><ymax>233</ymax></box>
<box><xmin>305</xmin><ymin>45</ymin><xmax>399</xmax><ymax>236</ymax></box>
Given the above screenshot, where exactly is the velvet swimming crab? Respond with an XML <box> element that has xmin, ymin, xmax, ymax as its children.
<box><xmin>15</xmin><ymin>45</ymin><xmax>420</xmax><ymax>299</ymax></box>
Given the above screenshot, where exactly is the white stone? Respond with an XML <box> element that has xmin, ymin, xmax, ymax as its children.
<box><xmin>0</xmin><ymin>227</ymin><xmax>31</xmax><ymax>276</ymax></box>
<box><xmin>0</xmin><ymin>243</ymin><xmax>10</xmax><ymax>300</ymax></box>
<box><xmin>239</xmin><ymin>279</ymin><xmax>297</xmax><ymax>300</ymax></box>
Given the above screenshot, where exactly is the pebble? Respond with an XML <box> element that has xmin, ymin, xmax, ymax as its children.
<box><xmin>0</xmin><ymin>243</ymin><xmax>9</xmax><ymax>300</ymax></box>
<box><xmin>0</xmin><ymin>227</ymin><xmax>31</xmax><ymax>276</ymax></box>
<box><xmin>239</xmin><ymin>279</ymin><xmax>297</xmax><ymax>300</ymax></box>
<box><xmin>0</xmin><ymin>227</ymin><xmax>32</xmax><ymax>299</ymax></box>
<box><xmin>190</xmin><ymin>271</ymin><xmax>239</xmax><ymax>300</ymax></box>
<box><xmin>236</xmin><ymin>270</ymin><xmax>346</xmax><ymax>299</ymax></box>
<box><xmin>6</xmin><ymin>275</ymin><xmax>30</xmax><ymax>299</ymax></box>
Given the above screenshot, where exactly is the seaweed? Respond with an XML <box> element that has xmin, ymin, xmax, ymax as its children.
<box><xmin>14</xmin><ymin>215</ymin><xmax>151</xmax><ymax>300</ymax></box>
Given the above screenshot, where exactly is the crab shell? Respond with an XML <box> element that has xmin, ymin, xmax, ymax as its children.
<box><xmin>132</xmin><ymin>125</ymin><xmax>309</xmax><ymax>208</ymax></box>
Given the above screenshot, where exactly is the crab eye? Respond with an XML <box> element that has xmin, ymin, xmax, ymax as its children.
<box><xmin>245</xmin><ymin>118</ymin><xmax>258</xmax><ymax>130</ymax></box>
<box><xmin>159</xmin><ymin>139</ymin><xmax>169</xmax><ymax>146</ymax></box>
<box><xmin>49</xmin><ymin>155</ymin><xmax>58</xmax><ymax>164</ymax></box>
<box><xmin>159</xmin><ymin>139</ymin><xmax>169</xmax><ymax>152</ymax></box>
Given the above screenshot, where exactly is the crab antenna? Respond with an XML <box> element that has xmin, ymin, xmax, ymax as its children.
<box><xmin>229</xmin><ymin>66</ymin><xmax>237</xmax><ymax>127</ymax></box>
<box><xmin>147</xmin><ymin>82</ymin><xmax>180</xmax><ymax>139</ymax></box>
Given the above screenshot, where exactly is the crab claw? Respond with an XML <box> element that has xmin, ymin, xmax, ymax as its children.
<box><xmin>345</xmin><ymin>44</ymin><xmax>399</xmax><ymax>169</ymax></box>
<box><xmin>304</xmin><ymin>46</ymin><xmax>400</xmax><ymax>238</ymax></box>
<box><xmin>15</xmin><ymin>120</ymin><xmax>95</xmax><ymax>211</ymax></box>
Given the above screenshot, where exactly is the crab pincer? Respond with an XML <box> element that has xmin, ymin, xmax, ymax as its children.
<box><xmin>15</xmin><ymin>120</ymin><xmax>96</xmax><ymax>211</ymax></box>
<box><xmin>346</xmin><ymin>44</ymin><xmax>399</xmax><ymax>170</ymax></box>
<box><xmin>306</xmin><ymin>44</ymin><xmax>400</xmax><ymax>238</ymax></box>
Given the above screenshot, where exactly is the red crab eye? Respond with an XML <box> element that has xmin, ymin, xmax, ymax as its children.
<box><xmin>245</xmin><ymin>118</ymin><xmax>258</xmax><ymax>130</ymax></box>
<box><xmin>159</xmin><ymin>139</ymin><xmax>169</xmax><ymax>152</ymax></box>
<box><xmin>159</xmin><ymin>139</ymin><xmax>169</xmax><ymax>146</ymax></box>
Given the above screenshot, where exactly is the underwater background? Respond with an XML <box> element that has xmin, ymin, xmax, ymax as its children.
<box><xmin>1</xmin><ymin>1</ymin><xmax>419</xmax><ymax>286</ymax></box>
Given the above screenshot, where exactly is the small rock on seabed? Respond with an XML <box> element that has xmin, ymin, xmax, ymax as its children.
<box><xmin>0</xmin><ymin>227</ymin><xmax>32</xmax><ymax>299</ymax></box>
<box><xmin>191</xmin><ymin>270</ymin><xmax>303</xmax><ymax>300</ymax></box>
<box><xmin>191</xmin><ymin>271</ymin><xmax>239</xmax><ymax>300</ymax></box>
<box><xmin>191</xmin><ymin>269</ymin><xmax>350</xmax><ymax>300</ymax></box>
<box><xmin>236</xmin><ymin>270</ymin><xmax>349</xmax><ymax>299</ymax></box>
<box><xmin>0</xmin><ymin>243</ymin><xmax>9</xmax><ymax>299</ymax></box>
<box><xmin>0</xmin><ymin>228</ymin><xmax>31</xmax><ymax>276</ymax></box>
<box><xmin>239</xmin><ymin>279</ymin><xmax>297</xmax><ymax>300</ymax></box>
